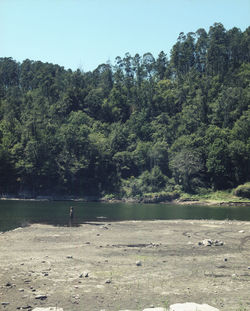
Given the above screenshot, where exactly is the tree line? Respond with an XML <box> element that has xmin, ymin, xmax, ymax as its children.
<box><xmin>0</xmin><ymin>23</ymin><xmax>249</xmax><ymax>198</ymax></box>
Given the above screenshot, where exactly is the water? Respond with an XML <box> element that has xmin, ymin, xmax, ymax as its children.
<box><xmin>0</xmin><ymin>200</ymin><xmax>250</xmax><ymax>232</ymax></box>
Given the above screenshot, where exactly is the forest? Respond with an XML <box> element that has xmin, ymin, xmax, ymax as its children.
<box><xmin>0</xmin><ymin>23</ymin><xmax>249</xmax><ymax>199</ymax></box>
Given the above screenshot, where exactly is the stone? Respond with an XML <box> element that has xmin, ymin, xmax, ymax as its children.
<box><xmin>169</xmin><ymin>302</ymin><xmax>219</xmax><ymax>311</ymax></box>
<box><xmin>105</xmin><ymin>279</ymin><xmax>111</xmax><ymax>284</ymax></box>
<box><xmin>238</xmin><ymin>230</ymin><xmax>245</xmax><ymax>233</ymax></box>
<box><xmin>136</xmin><ymin>260</ymin><xmax>142</xmax><ymax>266</ymax></box>
<box><xmin>5</xmin><ymin>281</ymin><xmax>12</xmax><ymax>287</ymax></box>
<box><xmin>66</xmin><ymin>255</ymin><xmax>73</xmax><ymax>259</ymax></box>
<box><xmin>202</xmin><ymin>239</ymin><xmax>212</xmax><ymax>246</ymax></box>
<box><xmin>198</xmin><ymin>239</ymin><xmax>224</xmax><ymax>247</ymax></box>
<box><xmin>80</xmin><ymin>271</ymin><xmax>89</xmax><ymax>278</ymax></box>
<box><xmin>32</xmin><ymin>308</ymin><xmax>63</xmax><ymax>311</ymax></box>
<box><xmin>1</xmin><ymin>302</ymin><xmax>10</xmax><ymax>306</ymax></box>
<box><xmin>35</xmin><ymin>294</ymin><xmax>47</xmax><ymax>300</ymax></box>
<box><xmin>214</xmin><ymin>240</ymin><xmax>223</xmax><ymax>246</ymax></box>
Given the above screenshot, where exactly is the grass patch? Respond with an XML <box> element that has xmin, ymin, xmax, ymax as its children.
<box><xmin>180</xmin><ymin>189</ymin><xmax>250</xmax><ymax>203</ymax></box>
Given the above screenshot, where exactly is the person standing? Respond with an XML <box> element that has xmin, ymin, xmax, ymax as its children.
<box><xmin>69</xmin><ymin>206</ymin><xmax>74</xmax><ymax>219</ymax></box>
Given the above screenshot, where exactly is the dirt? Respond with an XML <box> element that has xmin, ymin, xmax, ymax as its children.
<box><xmin>0</xmin><ymin>220</ymin><xmax>249</xmax><ymax>311</ymax></box>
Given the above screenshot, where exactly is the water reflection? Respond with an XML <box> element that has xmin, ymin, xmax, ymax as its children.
<box><xmin>0</xmin><ymin>200</ymin><xmax>250</xmax><ymax>232</ymax></box>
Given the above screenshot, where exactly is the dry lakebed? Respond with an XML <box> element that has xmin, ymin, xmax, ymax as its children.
<box><xmin>0</xmin><ymin>220</ymin><xmax>249</xmax><ymax>311</ymax></box>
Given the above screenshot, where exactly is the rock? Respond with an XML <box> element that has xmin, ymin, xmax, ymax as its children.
<box><xmin>214</xmin><ymin>240</ymin><xmax>223</xmax><ymax>246</ymax></box>
<box><xmin>238</xmin><ymin>230</ymin><xmax>245</xmax><ymax>233</ymax></box>
<box><xmin>5</xmin><ymin>281</ymin><xmax>12</xmax><ymax>287</ymax></box>
<box><xmin>136</xmin><ymin>260</ymin><xmax>142</xmax><ymax>266</ymax></box>
<box><xmin>17</xmin><ymin>306</ymin><xmax>32</xmax><ymax>310</ymax></box>
<box><xmin>19</xmin><ymin>288</ymin><xmax>24</xmax><ymax>292</ymax></box>
<box><xmin>170</xmin><ymin>303</ymin><xmax>220</xmax><ymax>311</ymax></box>
<box><xmin>1</xmin><ymin>302</ymin><xmax>10</xmax><ymax>306</ymax></box>
<box><xmin>72</xmin><ymin>294</ymin><xmax>79</xmax><ymax>299</ymax></box>
<box><xmin>34</xmin><ymin>294</ymin><xmax>47</xmax><ymax>300</ymax></box>
<box><xmin>80</xmin><ymin>271</ymin><xmax>89</xmax><ymax>278</ymax></box>
<box><xmin>66</xmin><ymin>255</ymin><xmax>73</xmax><ymax>259</ymax></box>
<box><xmin>198</xmin><ymin>239</ymin><xmax>223</xmax><ymax>246</ymax></box>
<box><xmin>202</xmin><ymin>239</ymin><xmax>212</xmax><ymax>246</ymax></box>
<box><xmin>248</xmin><ymin>266</ymin><xmax>250</xmax><ymax>270</ymax></box>
<box><xmin>105</xmin><ymin>279</ymin><xmax>111</xmax><ymax>284</ymax></box>
<box><xmin>32</xmin><ymin>308</ymin><xmax>63</xmax><ymax>311</ymax></box>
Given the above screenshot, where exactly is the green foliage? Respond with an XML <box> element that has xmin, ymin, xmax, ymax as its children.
<box><xmin>121</xmin><ymin>166</ymin><xmax>168</xmax><ymax>198</ymax></box>
<box><xmin>234</xmin><ymin>183</ymin><xmax>250</xmax><ymax>199</ymax></box>
<box><xmin>0</xmin><ymin>23</ymin><xmax>249</xmax><ymax>197</ymax></box>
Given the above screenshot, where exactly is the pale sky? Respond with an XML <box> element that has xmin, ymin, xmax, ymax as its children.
<box><xmin>1</xmin><ymin>0</ymin><xmax>249</xmax><ymax>72</ymax></box>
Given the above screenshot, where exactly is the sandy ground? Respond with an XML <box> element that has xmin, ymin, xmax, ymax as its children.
<box><xmin>0</xmin><ymin>220</ymin><xmax>249</xmax><ymax>311</ymax></box>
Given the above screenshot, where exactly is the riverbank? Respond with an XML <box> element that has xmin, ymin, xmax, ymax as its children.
<box><xmin>1</xmin><ymin>188</ymin><xmax>250</xmax><ymax>206</ymax></box>
<box><xmin>0</xmin><ymin>220</ymin><xmax>249</xmax><ymax>311</ymax></box>
<box><xmin>1</xmin><ymin>196</ymin><xmax>250</xmax><ymax>207</ymax></box>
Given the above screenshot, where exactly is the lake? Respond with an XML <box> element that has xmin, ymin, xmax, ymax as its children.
<box><xmin>0</xmin><ymin>200</ymin><xmax>250</xmax><ymax>232</ymax></box>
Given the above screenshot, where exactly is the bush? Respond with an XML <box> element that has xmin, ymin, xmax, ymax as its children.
<box><xmin>142</xmin><ymin>191</ymin><xmax>180</xmax><ymax>203</ymax></box>
<box><xmin>121</xmin><ymin>166</ymin><xmax>168</xmax><ymax>198</ymax></box>
<box><xmin>233</xmin><ymin>183</ymin><xmax>250</xmax><ymax>199</ymax></box>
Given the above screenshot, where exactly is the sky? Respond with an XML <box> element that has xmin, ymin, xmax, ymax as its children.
<box><xmin>1</xmin><ymin>0</ymin><xmax>250</xmax><ymax>72</ymax></box>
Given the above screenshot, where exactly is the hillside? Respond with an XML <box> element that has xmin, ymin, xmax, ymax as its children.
<box><xmin>0</xmin><ymin>23</ymin><xmax>249</xmax><ymax>198</ymax></box>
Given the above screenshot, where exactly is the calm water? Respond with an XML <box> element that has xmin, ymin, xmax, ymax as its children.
<box><xmin>0</xmin><ymin>200</ymin><xmax>250</xmax><ymax>232</ymax></box>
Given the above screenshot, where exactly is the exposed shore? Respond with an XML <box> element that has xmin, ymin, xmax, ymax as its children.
<box><xmin>1</xmin><ymin>195</ymin><xmax>250</xmax><ymax>207</ymax></box>
<box><xmin>0</xmin><ymin>220</ymin><xmax>249</xmax><ymax>311</ymax></box>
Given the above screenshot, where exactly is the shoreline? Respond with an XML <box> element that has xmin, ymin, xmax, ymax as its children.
<box><xmin>0</xmin><ymin>196</ymin><xmax>250</xmax><ymax>206</ymax></box>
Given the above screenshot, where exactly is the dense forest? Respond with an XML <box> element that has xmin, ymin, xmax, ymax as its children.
<box><xmin>0</xmin><ymin>23</ymin><xmax>250</xmax><ymax>199</ymax></box>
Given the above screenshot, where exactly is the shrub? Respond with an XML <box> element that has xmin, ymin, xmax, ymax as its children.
<box><xmin>234</xmin><ymin>183</ymin><xmax>250</xmax><ymax>199</ymax></box>
<box><xmin>142</xmin><ymin>191</ymin><xmax>180</xmax><ymax>203</ymax></box>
